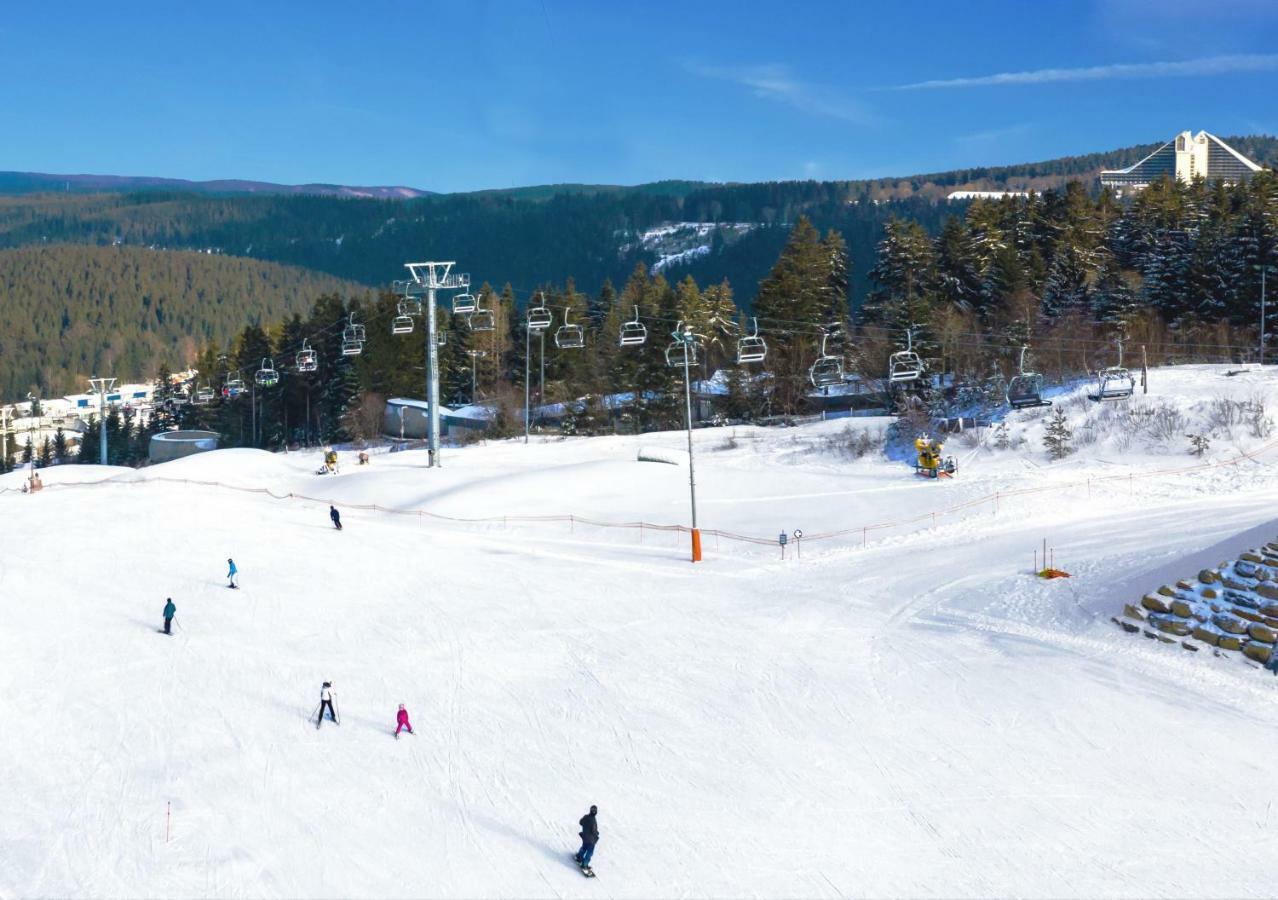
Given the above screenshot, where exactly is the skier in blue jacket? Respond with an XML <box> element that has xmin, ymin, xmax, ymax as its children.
<box><xmin>227</xmin><ymin>558</ymin><xmax>238</xmax><ymax>589</ymax></box>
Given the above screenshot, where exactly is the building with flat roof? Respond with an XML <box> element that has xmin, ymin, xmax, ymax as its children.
<box><xmin>1101</xmin><ymin>130</ymin><xmax>1263</xmax><ymax>192</ymax></box>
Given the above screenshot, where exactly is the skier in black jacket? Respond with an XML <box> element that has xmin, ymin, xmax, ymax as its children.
<box><xmin>330</xmin><ymin>505</ymin><xmax>342</xmax><ymax>530</ymax></box>
<box><xmin>574</xmin><ymin>805</ymin><xmax>599</xmax><ymax>869</ymax></box>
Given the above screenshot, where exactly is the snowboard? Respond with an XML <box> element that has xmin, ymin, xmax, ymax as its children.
<box><xmin>572</xmin><ymin>855</ymin><xmax>596</xmax><ymax>877</ymax></box>
<box><xmin>227</xmin><ymin>584</ymin><xmax>239</xmax><ymax>590</ymax></box>
<box><xmin>157</xmin><ymin>629</ymin><xmax>172</xmax><ymax>635</ymax></box>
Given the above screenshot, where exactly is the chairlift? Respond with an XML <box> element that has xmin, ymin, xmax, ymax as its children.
<box><xmin>401</xmin><ymin>296</ymin><xmax>423</xmax><ymax>317</ymax></box>
<box><xmin>388</xmin><ymin>304</ymin><xmax>414</xmax><ymax>340</ymax></box>
<box><xmin>555</xmin><ymin>308</ymin><xmax>584</xmax><ymax>349</ymax></box>
<box><xmin>223</xmin><ymin>373</ymin><xmax>245</xmax><ymax>399</ymax></box>
<box><xmin>665</xmin><ymin>322</ymin><xmax>700</xmax><ymax>368</ymax></box>
<box><xmin>452</xmin><ymin>292</ymin><xmax>477</xmax><ymax>315</ymax></box>
<box><xmin>168</xmin><ymin>388</ymin><xmax>190</xmax><ymax>408</ymax></box>
<box><xmin>296</xmin><ymin>339</ymin><xmax>318</xmax><ymax>373</ymax></box>
<box><xmin>468</xmin><ymin>302</ymin><xmax>495</xmax><ymax>332</ymax></box>
<box><xmin>809</xmin><ymin>330</ymin><xmax>844</xmax><ymax>387</ymax></box>
<box><xmin>1007</xmin><ymin>345</ymin><xmax>1051</xmax><ymax>409</ymax></box>
<box><xmin>437</xmin><ymin>330</ymin><xmax>448</xmax><ymax>347</ymax></box>
<box><xmin>888</xmin><ymin>328</ymin><xmax>925</xmax><ymax>383</ymax></box>
<box><xmin>342</xmin><ymin>313</ymin><xmax>365</xmax><ymax>356</ymax></box>
<box><xmin>1088</xmin><ymin>339</ymin><xmax>1135</xmax><ymax>402</ymax></box>
<box><xmin>255</xmin><ymin>358</ymin><xmax>280</xmax><ymax>388</ymax></box>
<box><xmin>736</xmin><ymin>317</ymin><xmax>767</xmax><ymax>364</ymax></box>
<box><xmin>527</xmin><ymin>295</ymin><xmax>553</xmax><ymax>332</ymax></box>
<box><xmin>619</xmin><ymin>305</ymin><xmax>647</xmax><ymax>347</ymax></box>
<box><xmin>193</xmin><ymin>384</ymin><xmax>214</xmax><ymax>405</ymax></box>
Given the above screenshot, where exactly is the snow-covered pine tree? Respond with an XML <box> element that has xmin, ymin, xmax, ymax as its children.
<box><xmin>1043</xmin><ymin>408</ymin><xmax>1073</xmax><ymax>460</ymax></box>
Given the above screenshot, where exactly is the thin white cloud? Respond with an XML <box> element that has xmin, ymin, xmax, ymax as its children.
<box><xmin>688</xmin><ymin>62</ymin><xmax>873</xmax><ymax>123</ymax></box>
<box><xmin>891</xmin><ymin>53</ymin><xmax>1278</xmax><ymax>90</ymax></box>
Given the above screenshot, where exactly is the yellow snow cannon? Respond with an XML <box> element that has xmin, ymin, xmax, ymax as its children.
<box><xmin>914</xmin><ymin>435</ymin><xmax>956</xmax><ymax>479</ymax></box>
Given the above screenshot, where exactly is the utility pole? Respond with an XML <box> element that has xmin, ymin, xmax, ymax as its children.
<box><xmin>89</xmin><ymin>377</ymin><xmax>116</xmax><ymax>465</ymax></box>
<box><xmin>0</xmin><ymin>405</ymin><xmax>10</xmax><ymax>472</ymax></box>
<box><xmin>1262</xmin><ymin>266</ymin><xmax>1268</xmax><ymax>366</ymax></box>
<box><xmin>467</xmin><ymin>350</ymin><xmax>487</xmax><ymax>404</ymax></box>
<box><xmin>524</xmin><ymin>321</ymin><xmax>532</xmax><ymax>443</ymax></box>
<box><xmin>404</xmin><ymin>262</ymin><xmax>468</xmax><ymax>468</ymax></box>
<box><xmin>672</xmin><ymin>323</ymin><xmax>702</xmax><ymax>563</ymax></box>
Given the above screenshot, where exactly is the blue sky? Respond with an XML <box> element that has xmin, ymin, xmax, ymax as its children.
<box><xmin>2</xmin><ymin>0</ymin><xmax>1277</xmax><ymax>192</ymax></box>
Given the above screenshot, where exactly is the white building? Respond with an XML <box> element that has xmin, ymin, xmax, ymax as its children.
<box><xmin>1100</xmin><ymin>130</ymin><xmax>1263</xmax><ymax>192</ymax></box>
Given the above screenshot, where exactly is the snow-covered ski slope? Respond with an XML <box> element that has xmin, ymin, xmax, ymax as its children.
<box><xmin>4</xmin><ymin>365</ymin><xmax>1278</xmax><ymax>898</ymax></box>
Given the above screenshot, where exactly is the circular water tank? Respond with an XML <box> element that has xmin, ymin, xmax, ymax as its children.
<box><xmin>149</xmin><ymin>429</ymin><xmax>220</xmax><ymax>463</ymax></box>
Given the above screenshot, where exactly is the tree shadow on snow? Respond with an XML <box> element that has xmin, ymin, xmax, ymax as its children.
<box><xmin>469</xmin><ymin>813</ymin><xmax>576</xmax><ymax>870</ymax></box>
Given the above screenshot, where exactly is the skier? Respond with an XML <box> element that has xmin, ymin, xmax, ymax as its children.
<box><xmin>330</xmin><ymin>505</ymin><xmax>342</xmax><ymax>531</ymax></box>
<box><xmin>226</xmin><ymin>558</ymin><xmax>238</xmax><ymax>589</ymax></box>
<box><xmin>574</xmin><ymin>805</ymin><xmax>599</xmax><ymax>874</ymax></box>
<box><xmin>317</xmin><ymin>681</ymin><xmax>338</xmax><ymax>728</ymax></box>
<box><xmin>162</xmin><ymin>597</ymin><xmax>176</xmax><ymax>635</ymax></box>
<box><xmin>394</xmin><ymin>704</ymin><xmax>413</xmax><ymax>739</ymax></box>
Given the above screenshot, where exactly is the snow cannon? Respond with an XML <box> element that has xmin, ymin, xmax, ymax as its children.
<box><xmin>914</xmin><ymin>435</ymin><xmax>956</xmax><ymax>479</ymax></box>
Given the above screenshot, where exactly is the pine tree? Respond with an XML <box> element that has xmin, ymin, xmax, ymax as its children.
<box><xmin>53</xmin><ymin>427</ymin><xmax>68</xmax><ymax>464</ymax></box>
<box><xmin>1043</xmin><ymin>408</ymin><xmax>1073</xmax><ymax>460</ymax></box>
<box><xmin>38</xmin><ymin>435</ymin><xmax>52</xmax><ymax>468</ymax></box>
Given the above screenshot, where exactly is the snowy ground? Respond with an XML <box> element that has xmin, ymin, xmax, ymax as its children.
<box><xmin>4</xmin><ymin>365</ymin><xmax>1278</xmax><ymax>898</ymax></box>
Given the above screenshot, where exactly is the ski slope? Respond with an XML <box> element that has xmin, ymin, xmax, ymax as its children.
<box><xmin>4</xmin><ymin>365</ymin><xmax>1278</xmax><ymax>898</ymax></box>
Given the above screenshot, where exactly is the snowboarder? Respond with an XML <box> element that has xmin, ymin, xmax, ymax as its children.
<box><xmin>227</xmin><ymin>558</ymin><xmax>238</xmax><ymax>589</ymax></box>
<box><xmin>162</xmin><ymin>598</ymin><xmax>176</xmax><ymax>635</ymax></box>
<box><xmin>574</xmin><ymin>805</ymin><xmax>599</xmax><ymax>874</ymax></box>
<box><xmin>317</xmin><ymin>681</ymin><xmax>338</xmax><ymax>728</ymax></box>
<box><xmin>330</xmin><ymin>505</ymin><xmax>342</xmax><ymax>531</ymax></box>
<box><xmin>394</xmin><ymin>704</ymin><xmax>413</xmax><ymax>739</ymax></box>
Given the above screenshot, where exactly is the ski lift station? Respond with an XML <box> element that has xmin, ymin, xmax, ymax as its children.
<box><xmin>148</xmin><ymin>429</ymin><xmax>220</xmax><ymax>464</ymax></box>
<box><xmin>383</xmin><ymin>398</ymin><xmax>495</xmax><ymax>441</ymax></box>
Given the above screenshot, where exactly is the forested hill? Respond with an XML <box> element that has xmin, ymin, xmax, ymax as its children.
<box><xmin>0</xmin><ymin>134</ymin><xmax>1272</xmax><ymax>325</ymax></box>
<box><xmin>0</xmin><ymin>245</ymin><xmax>368</xmax><ymax>398</ymax></box>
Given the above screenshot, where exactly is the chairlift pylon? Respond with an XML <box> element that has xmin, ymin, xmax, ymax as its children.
<box><xmin>555</xmin><ymin>307</ymin><xmax>584</xmax><ymax>349</ymax></box>
<box><xmin>619</xmin><ymin>305</ymin><xmax>647</xmax><ymax>347</ymax></box>
<box><xmin>809</xmin><ymin>330</ymin><xmax>844</xmax><ymax>387</ymax></box>
<box><xmin>1007</xmin><ymin>345</ymin><xmax>1051</xmax><ymax>409</ymax></box>
<box><xmin>736</xmin><ymin>317</ymin><xmax>767</xmax><ymax>364</ymax></box>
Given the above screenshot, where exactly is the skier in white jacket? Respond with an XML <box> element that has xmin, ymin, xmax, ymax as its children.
<box><xmin>317</xmin><ymin>682</ymin><xmax>338</xmax><ymax>727</ymax></box>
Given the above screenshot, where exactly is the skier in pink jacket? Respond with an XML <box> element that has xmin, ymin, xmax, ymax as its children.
<box><xmin>395</xmin><ymin>704</ymin><xmax>413</xmax><ymax>739</ymax></box>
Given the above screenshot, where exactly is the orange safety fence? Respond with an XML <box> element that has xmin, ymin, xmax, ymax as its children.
<box><xmin>3</xmin><ymin>435</ymin><xmax>1277</xmax><ymax>553</ymax></box>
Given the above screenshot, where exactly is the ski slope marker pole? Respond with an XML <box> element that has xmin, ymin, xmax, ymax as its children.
<box><xmin>166</xmin><ymin>801</ymin><xmax>171</xmax><ymax>843</ymax></box>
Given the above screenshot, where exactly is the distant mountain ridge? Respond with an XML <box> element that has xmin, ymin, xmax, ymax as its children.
<box><xmin>0</xmin><ymin>171</ymin><xmax>435</xmax><ymax>199</ymax></box>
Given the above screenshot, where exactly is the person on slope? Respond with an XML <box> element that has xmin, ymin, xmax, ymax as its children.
<box><xmin>162</xmin><ymin>597</ymin><xmax>176</xmax><ymax>635</ymax></box>
<box><xmin>317</xmin><ymin>682</ymin><xmax>338</xmax><ymax>727</ymax></box>
<box><xmin>574</xmin><ymin>805</ymin><xmax>599</xmax><ymax>869</ymax></box>
<box><xmin>394</xmin><ymin>704</ymin><xmax>413</xmax><ymax>739</ymax></box>
<box><xmin>330</xmin><ymin>505</ymin><xmax>342</xmax><ymax>531</ymax></box>
<box><xmin>226</xmin><ymin>558</ymin><xmax>238</xmax><ymax>589</ymax></box>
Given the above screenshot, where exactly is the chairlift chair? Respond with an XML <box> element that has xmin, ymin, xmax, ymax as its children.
<box><xmin>665</xmin><ymin>322</ymin><xmax>700</xmax><ymax>368</ymax></box>
<box><xmin>1088</xmin><ymin>339</ymin><xmax>1135</xmax><ymax>402</ymax></box>
<box><xmin>1091</xmin><ymin>367</ymin><xmax>1135</xmax><ymax>401</ymax></box>
<box><xmin>452</xmin><ymin>292</ymin><xmax>477</xmax><ymax>315</ymax></box>
<box><xmin>401</xmin><ymin>296</ymin><xmax>423</xmax><ymax>317</ymax></box>
<box><xmin>809</xmin><ymin>331</ymin><xmax>844</xmax><ymax>387</ymax></box>
<box><xmin>296</xmin><ymin>340</ymin><xmax>318</xmax><ymax>373</ymax></box>
<box><xmin>468</xmin><ymin>303</ymin><xmax>495</xmax><ymax>332</ymax></box>
<box><xmin>255</xmin><ymin>358</ymin><xmax>280</xmax><ymax>388</ymax></box>
<box><xmin>223</xmin><ymin>373</ymin><xmax>245</xmax><ymax>399</ymax></box>
<box><xmin>527</xmin><ymin>296</ymin><xmax>553</xmax><ymax>332</ymax></box>
<box><xmin>1006</xmin><ymin>345</ymin><xmax>1051</xmax><ymax>409</ymax></box>
<box><xmin>193</xmin><ymin>384</ymin><xmax>214</xmax><ymax>405</ymax></box>
<box><xmin>342</xmin><ymin>313</ymin><xmax>365</xmax><ymax>356</ymax></box>
<box><xmin>619</xmin><ymin>306</ymin><xmax>648</xmax><ymax>347</ymax></box>
<box><xmin>388</xmin><ymin>300</ymin><xmax>414</xmax><ymax>334</ymax></box>
<box><xmin>555</xmin><ymin>308</ymin><xmax>585</xmax><ymax>349</ymax></box>
<box><xmin>736</xmin><ymin>317</ymin><xmax>767</xmax><ymax>364</ymax></box>
<box><xmin>437</xmin><ymin>330</ymin><xmax>448</xmax><ymax>347</ymax></box>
